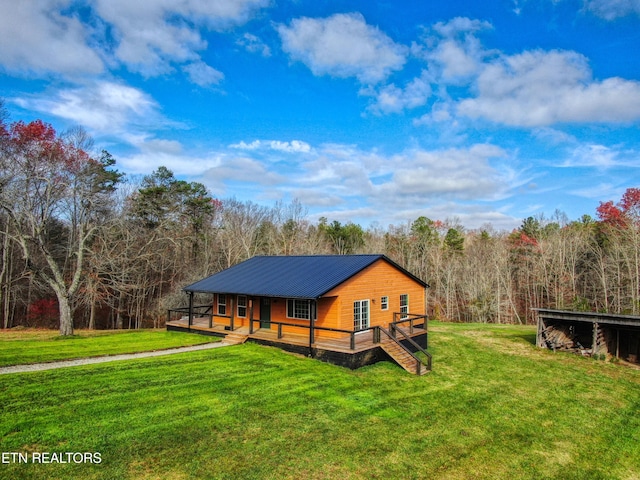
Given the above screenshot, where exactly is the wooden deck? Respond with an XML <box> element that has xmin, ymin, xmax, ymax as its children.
<box><xmin>166</xmin><ymin>317</ymin><xmax>430</xmax><ymax>371</ymax></box>
<box><xmin>167</xmin><ymin>317</ymin><xmax>425</xmax><ymax>353</ymax></box>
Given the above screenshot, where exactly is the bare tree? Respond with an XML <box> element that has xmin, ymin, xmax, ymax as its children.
<box><xmin>0</xmin><ymin>120</ymin><xmax>121</xmax><ymax>335</ymax></box>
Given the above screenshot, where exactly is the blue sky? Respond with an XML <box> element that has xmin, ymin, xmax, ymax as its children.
<box><xmin>1</xmin><ymin>0</ymin><xmax>640</xmax><ymax>230</ymax></box>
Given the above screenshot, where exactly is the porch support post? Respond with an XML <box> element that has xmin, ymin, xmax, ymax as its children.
<box><xmin>249</xmin><ymin>298</ymin><xmax>254</xmax><ymax>334</ymax></box>
<box><xmin>208</xmin><ymin>294</ymin><xmax>213</xmax><ymax>328</ymax></box>
<box><xmin>309</xmin><ymin>300</ymin><xmax>316</xmax><ymax>357</ymax></box>
<box><xmin>188</xmin><ymin>291</ymin><xmax>194</xmax><ymax>329</ymax></box>
<box><xmin>230</xmin><ymin>295</ymin><xmax>235</xmax><ymax>331</ymax></box>
<box><xmin>309</xmin><ymin>300</ymin><xmax>315</xmax><ymax>344</ymax></box>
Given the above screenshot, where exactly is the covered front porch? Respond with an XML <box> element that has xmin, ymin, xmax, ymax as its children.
<box><xmin>166</xmin><ymin>304</ymin><xmax>431</xmax><ymax>372</ymax></box>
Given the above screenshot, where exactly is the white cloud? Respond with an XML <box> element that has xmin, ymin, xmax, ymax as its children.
<box><xmin>14</xmin><ymin>81</ymin><xmax>165</xmax><ymax>134</ymax></box>
<box><xmin>366</xmin><ymin>71</ymin><xmax>432</xmax><ymax>114</ymax></box>
<box><xmin>236</xmin><ymin>33</ymin><xmax>271</xmax><ymax>56</ymax></box>
<box><xmin>570</xmin><ymin>182</ymin><xmax>625</xmax><ymax>201</ymax></box>
<box><xmin>276</xmin><ymin>12</ymin><xmax>407</xmax><ymax>84</ymax></box>
<box><xmin>0</xmin><ymin>0</ymin><xmax>104</xmax><ymax>75</ymax></box>
<box><xmin>431</xmin><ymin>17</ymin><xmax>492</xmax><ymax>38</ymax></box>
<box><xmin>201</xmin><ymin>156</ymin><xmax>284</xmax><ymax>194</ymax></box>
<box><xmin>532</xmin><ymin>128</ymin><xmax>577</xmax><ymax>145</ymax></box>
<box><xmin>0</xmin><ymin>0</ymin><xmax>269</xmax><ymax>82</ymax></box>
<box><xmin>229</xmin><ymin>139</ymin><xmax>312</xmax><ymax>153</ymax></box>
<box><xmin>381</xmin><ymin>144</ymin><xmax>513</xmax><ymax>201</ymax></box>
<box><xmin>93</xmin><ymin>0</ymin><xmax>269</xmax><ymax>75</ymax></box>
<box><xmin>183</xmin><ymin>61</ymin><xmax>225</xmax><ymax>86</ymax></box>
<box><xmin>420</xmin><ymin>17</ymin><xmax>492</xmax><ymax>84</ymax></box>
<box><xmin>563</xmin><ymin>143</ymin><xmax>640</xmax><ymax>169</ymax></box>
<box><xmin>457</xmin><ymin>49</ymin><xmax>640</xmax><ymax>126</ymax></box>
<box><xmin>102</xmin><ymin>138</ymin><xmax>525</xmax><ymax>229</ymax></box>
<box><xmin>119</xmin><ymin>140</ymin><xmax>219</xmax><ymax>175</ymax></box>
<box><xmin>583</xmin><ymin>0</ymin><xmax>640</xmax><ymax>19</ymax></box>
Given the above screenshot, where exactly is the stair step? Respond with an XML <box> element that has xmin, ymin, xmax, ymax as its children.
<box><xmin>223</xmin><ymin>333</ymin><xmax>249</xmax><ymax>345</ymax></box>
<box><xmin>381</xmin><ymin>342</ymin><xmax>428</xmax><ymax>375</ymax></box>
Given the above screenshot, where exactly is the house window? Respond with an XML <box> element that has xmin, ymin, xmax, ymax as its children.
<box><xmin>237</xmin><ymin>295</ymin><xmax>247</xmax><ymax>317</ymax></box>
<box><xmin>353</xmin><ymin>299</ymin><xmax>370</xmax><ymax>331</ymax></box>
<box><xmin>381</xmin><ymin>296</ymin><xmax>389</xmax><ymax>310</ymax></box>
<box><xmin>217</xmin><ymin>294</ymin><xmax>226</xmax><ymax>316</ymax></box>
<box><xmin>400</xmin><ymin>294</ymin><xmax>409</xmax><ymax>319</ymax></box>
<box><xmin>287</xmin><ymin>299</ymin><xmax>310</xmax><ymax>320</ymax></box>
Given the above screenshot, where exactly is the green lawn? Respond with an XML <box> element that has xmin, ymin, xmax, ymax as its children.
<box><xmin>1</xmin><ymin>322</ymin><xmax>639</xmax><ymax>479</ymax></box>
<box><xmin>0</xmin><ymin>329</ymin><xmax>217</xmax><ymax>367</ymax></box>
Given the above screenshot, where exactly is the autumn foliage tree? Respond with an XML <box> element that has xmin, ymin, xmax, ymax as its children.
<box><xmin>0</xmin><ymin>119</ymin><xmax>121</xmax><ymax>335</ymax></box>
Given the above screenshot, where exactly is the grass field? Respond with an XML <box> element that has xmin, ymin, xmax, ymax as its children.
<box><xmin>0</xmin><ymin>329</ymin><xmax>217</xmax><ymax>367</ymax></box>
<box><xmin>1</xmin><ymin>322</ymin><xmax>639</xmax><ymax>479</ymax></box>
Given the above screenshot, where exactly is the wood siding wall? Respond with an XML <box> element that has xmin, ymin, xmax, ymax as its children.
<box><xmin>206</xmin><ymin>259</ymin><xmax>426</xmax><ymax>338</ymax></box>
<box><xmin>322</xmin><ymin>258</ymin><xmax>426</xmax><ymax>331</ymax></box>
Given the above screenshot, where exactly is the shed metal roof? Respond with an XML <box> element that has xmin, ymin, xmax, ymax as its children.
<box><xmin>184</xmin><ymin>254</ymin><xmax>427</xmax><ymax>299</ymax></box>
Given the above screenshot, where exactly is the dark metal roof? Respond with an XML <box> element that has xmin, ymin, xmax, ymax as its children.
<box><xmin>184</xmin><ymin>254</ymin><xmax>427</xmax><ymax>299</ymax></box>
<box><xmin>534</xmin><ymin>308</ymin><xmax>640</xmax><ymax>327</ymax></box>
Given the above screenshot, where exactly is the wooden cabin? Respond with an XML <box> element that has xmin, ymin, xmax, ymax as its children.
<box><xmin>167</xmin><ymin>255</ymin><xmax>432</xmax><ymax>373</ymax></box>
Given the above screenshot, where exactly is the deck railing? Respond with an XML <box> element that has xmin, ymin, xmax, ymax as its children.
<box><xmin>169</xmin><ymin>307</ymin><xmax>429</xmax><ymax>354</ymax></box>
<box><xmin>392</xmin><ymin>313</ymin><xmax>427</xmax><ymax>333</ymax></box>
<box><xmin>167</xmin><ymin>305</ymin><xmax>213</xmax><ymax>328</ymax></box>
<box><xmin>248</xmin><ymin>318</ymin><xmax>369</xmax><ymax>350</ymax></box>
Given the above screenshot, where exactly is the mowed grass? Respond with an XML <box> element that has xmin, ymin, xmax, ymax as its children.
<box><xmin>1</xmin><ymin>322</ymin><xmax>639</xmax><ymax>480</ymax></box>
<box><xmin>0</xmin><ymin>329</ymin><xmax>217</xmax><ymax>367</ymax></box>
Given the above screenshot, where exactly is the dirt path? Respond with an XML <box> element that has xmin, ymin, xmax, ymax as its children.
<box><xmin>0</xmin><ymin>341</ymin><xmax>230</xmax><ymax>375</ymax></box>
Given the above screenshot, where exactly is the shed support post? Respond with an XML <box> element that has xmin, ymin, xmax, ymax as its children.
<box><xmin>188</xmin><ymin>291</ymin><xmax>194</xmax><ymax>330</ymax></box>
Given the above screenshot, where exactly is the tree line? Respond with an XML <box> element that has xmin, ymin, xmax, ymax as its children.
<box><xmin>2</xmin><ymin>110</ymin><xmax>640</xmax><ymax>334</ymax></box>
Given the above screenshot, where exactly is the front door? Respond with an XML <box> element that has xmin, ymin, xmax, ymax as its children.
<box><xmin>260</xmin><ymin>298</ymin><xmax>271</xmax><ymax>329</ymax></box>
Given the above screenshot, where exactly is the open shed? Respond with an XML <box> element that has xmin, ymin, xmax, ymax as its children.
<box><xmin>535</xmin><ymin>308</ymin><xmax>640</xmax><ymax>364</ymax></box>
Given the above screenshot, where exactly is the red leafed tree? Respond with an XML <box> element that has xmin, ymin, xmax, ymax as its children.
<box><xmin>597</xmin><ymin>188</ymin><xmax>640</xmax><ymax>226</ymax></box>
<box><xmin>27</xmin><ymin>298</ymin><xmax>59</xmax><ymax>327</ymax></box>
<box><xmin>596</xmin><ymin>200</ymin><xmax>625</xmax><ymax>226</ymax></box>
<box><xmin>0</xmin><ymin>119</ymin><xmax>121</xmax><ymax>335</ymax></box>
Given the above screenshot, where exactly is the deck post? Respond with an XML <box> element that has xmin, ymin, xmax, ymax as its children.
<box><xmin>230</xmin><ymin>296</ymin><xmax>235</xmax><ymax>331</ymax></box>
<box><xmin>209</xmin><ymin>294</ymin><xmax>213</xmax><ymax>328</ymax></box>
<box><xmin>249</xmin><ymin>299</ymin><xmax>254</xmax><ymax>334</ymax></box>
<box><xmin>309</xmin><ymin>301</ymin><xmax>315</xmax><ymax>345</ymax></box>
<box><xmin>188</xmin><ymin>291</ymin><xmax>194</xmax><ymax>329</ymax></box>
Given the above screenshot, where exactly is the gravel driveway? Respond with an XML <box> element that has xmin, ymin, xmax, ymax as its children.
<box><xmin>0</xmin><ymin>341</ymin><xmax>228</xmax><ymax>375</ymax></box>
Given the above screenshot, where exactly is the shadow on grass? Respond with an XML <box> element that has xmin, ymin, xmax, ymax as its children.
<box><xmin>514</xmin><ymin>332</ymin><xmax>537</xmax><ymax>345</ymax></box>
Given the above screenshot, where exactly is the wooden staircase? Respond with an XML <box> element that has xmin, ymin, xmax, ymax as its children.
<box><xmin>381</xmin><ymin>339</ymin><xmax>429</xmax><ymax>375</ymax></box>
<box><xmin>223</xmin><ymin>332</ymin><xmax>249</xmax><ymax>345</ymax></box>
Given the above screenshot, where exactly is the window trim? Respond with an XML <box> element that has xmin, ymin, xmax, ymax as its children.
<box><xmin>380</xmin><ymin>296</ymin><xmax>389</xmax><ymax>311</ymax></box>
<box><xmin>400</xmin><ymin>293</ymin><xmax>409</xmax><ymax>320</ymax></box>
<box><xmin>217</xmin><ymin>294</ymin><xmax>227</xmax><ymax>316</ymax></box>
<box><xmin>237</xmin><ymin>295</ymin><xmax>247</xmax><ymax>318</ymax></box>
<box><xmin>286</xmin><ymin>299</ymin><xmax>311</xmax><ymax>320</ymax></box>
